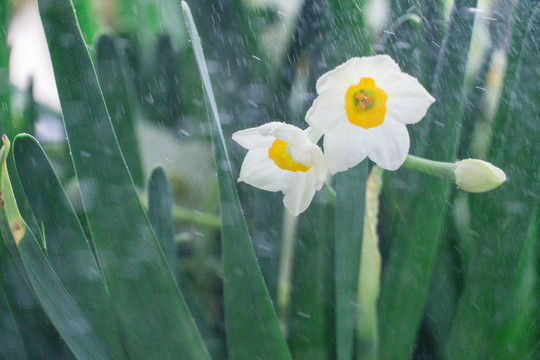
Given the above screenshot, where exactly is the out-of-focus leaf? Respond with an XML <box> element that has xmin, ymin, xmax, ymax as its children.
<box><xmin>0</xmin><ymin>265</ymin><xmax>28</xmax><ymax>360</ymax></box>
<box><xmin>147</xmin><ymin>166</ymin><xmax>175</xmax><ymax>273</ymax></box>
<box><xmin>491</xmin><ymin>0</ymin><xmax>537</xmax><ymax>136</ymax></box>
<box><xmin>378</xmin><ymin>1</ymin><xmax>477</xmax><ymax>360</ymax></box>
<box><xmin>96</xmin><ymin>34</ymin><xmax>144</xmax><ymax>187</ymax></box>
<box><xmin>148</xmin><ymin>35</ymin><xmax>183</xmax><ymax>128</ymax></box>
<box><xmin>0</xmin><ymin>139</ymin><xmax>114</xmax><ymax>360</ymax></box>
<box><xmin>334</xmin><ymin>163</ymin><xmax>367</xmax><ymax>360</ymax></box>
<box><xmin>38</xmin><ymin>0</ymin><xmax>210</xmax><ymax>358</ymax></box>
<box><xmin>0</xmin><ymin>233</ymin><xmax>68</xmax><ymax>359</ymax></box>
<box><xmin>72</xmin><ymin>0</ymin><xmax>98</xmax><ymax>44</ymax></box>
<box><xmin>13</xmin><ymin>134</ymin><xmax>128</xmax><ymax>360</ymax></box>
<box><xmin>182</xmin><ymin>2</ymin><xmax>292</xmax><ymax>359</ymax></box>
<box><xmin>0</xmin><ymin>0</ymin><xmax>11</xmax><ymax>137</ymax></box>
<box><xmin>446</xmin><ymin>6</ymin><xmax>540</xmax><ymax>359</ymax></box>
<box><xmin>289</xmin><ymin>195</ymin><xmax>333</xmax><ymax>360</ymax></box>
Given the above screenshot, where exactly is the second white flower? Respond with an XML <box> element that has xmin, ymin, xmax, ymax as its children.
<box><xmin>232</xmin><ymin>122</ymin><xmax>327</xmax><ymax>216</ymax></box>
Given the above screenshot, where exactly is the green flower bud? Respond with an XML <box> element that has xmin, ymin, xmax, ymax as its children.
<box><xmin>455</xmin><ymin>159</ymin><xmax>506</xmax><ymax>193</ymax></box>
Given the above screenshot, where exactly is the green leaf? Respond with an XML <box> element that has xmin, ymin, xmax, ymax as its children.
<box><xmin>96</xmin><ymin>34</ymin><xmax>144</xmax><ymax>187</ymax></box>
<box><xmin>38</xmin><ymin>0</ymin><xmax>210</xmax><ymax>358</ymax></box>
<box><xmin>378</xmin><ymin>1</ymin><xmax>478</xmax><ymax>359</ymax></box>
<box><xmin>491</xmin><ymin>0</ymin><xmax>537</xmax><ymax>137</ymax></box>
<box><xmin>71</xmin><ymin>0</ymin><xmax>99</xmax><ymax>44</ymax></box>
<box><xmin>445</xmin><ymin>5</ymin><xmax>540</xmax><ymax>358</ymax></box>
<box><xmin>0</xmin><ymin>232</ymin><xmax>67</xmax><ymax>359</ymax></box>
<box><xmin>0</xmin><ymin>0</ymin><xmax>11</xmax><ymax>137</ymax></box>
<box><xmin>289</xmin><ymin>197</ymin><xmax>334</xmax><ymax>360</ymax></box>
<box><xmin>0</xmin><ymin>139</ymin><xmax>114</xmax><ymax>360</ymax></box>
<box><xmin>147</xmin><ymin>166</ymin><xmax>175</xmax><ymax>274</ymax></box>
<box><xmin>0</xmin><ymin>265</ymin><xmax>28</xmax><ymax>360</ymax></box>
<box><xmin>13</xmin><ymin>134</ymin><xmax>128</xmax><ymax>360</ymax></box>
<box><xmin>334</xmin><ymin>163</ymin><xmax>368</xmax><ymax>360</ymax></box>
<box><xmin>182</xmin><ymin>2</ymin><xmax>292</xmax><ymax>359</ymax></box>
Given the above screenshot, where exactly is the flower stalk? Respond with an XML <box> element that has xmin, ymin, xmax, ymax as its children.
<box><xmin>402</xmin><ymin>155</ymin><xmax>506</xmax><ymax>193</ymax></box>
<box><xmin>402</xmin><ymin>154</ymin><xmax>457</xmax><ymax>180</ymax></box>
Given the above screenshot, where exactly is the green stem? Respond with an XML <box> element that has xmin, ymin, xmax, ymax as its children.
<box><xmin>141</xmin><ymin>199</ymin><xmax>221</xmax><ymax>229</ymax></box>
<box><xmin>171</xmin><ymin>206</ymin><xmax>221</xmax><ymax>229</ymax></box>
<box><xmin>276</xmin><ymin>210</ymin><xmax>299</xmax><ymax>334</ymax></box>
<box><xmin>402</xmin><ymin>154</ymin><xmax>457</xmax><ymax>181</ymax></box>
<box><xmin>323</xmin><ymin>182</ymin><xmax>337</xmax><ymax>206</ymax></box>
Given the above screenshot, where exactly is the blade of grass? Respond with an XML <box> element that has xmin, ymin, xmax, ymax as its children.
<box><xmin>0</xmin><ymin>232</ymin><xmax>68</xmax><ymax>359</ymax></box>
<box><xmin>182</xmin><ymin>2</ymin><xmax>292</xmax><ymax>359</ymax></box>
<box><xmin>334</xmin><ymin>163</ymin><xmax>368</xmax><ymax>360</ymax></box>
<box><xmin>288</xmin><ymin>195</ymin><xmax>334</xmax><ymax>360</ymax></box>
<box><xmin>96</xmin><ymin>34</ymin><xmax>144</xmax><ymax>187</ymax></box>
<box><xmin>147</xmin><ymin>166</ymin><xmax>176</xmax><ymax>274</ymax></box>
<box><xmin>0</xmin><ymin>0</ymin><xmax>11</xmax><ymax>137</ymax></box>
<box><xmin>0</xmin><ymin>138</ymin><xmax>114</xmax><ymax>360</ymax></box>
<box><xmin>13</xmin><ymin>134</ymin><xmax>128</xmax><ymax>360</ymax></box>
<box><xmin>378</xmin><ymin>1</ymin><xmax>477</xmax><ymax>359</ymax></box>
<box><xmin>445</xmin><ymin>6</ymin><xmax>540</xmax><ymax>358</ymax></box>
<box><xmin>38</xmin><ymin>0</ymin><xmax>211</xmax><ymax>358</ymax></box>
<box><xmin>490</xmin><ymin>0</ymin><xmax>537</xmax><ymax>138</ymax></box>
<box><xmin>0</xmin><ymin>270</ymin><xmax>28</xmax><ymax>360</ymax></box>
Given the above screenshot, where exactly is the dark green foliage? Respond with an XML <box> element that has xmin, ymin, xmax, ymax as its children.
<box><xmin>446</xmin><ymin>6</ymin><xmax>540</xmax><ymax>358</ymax></box>
<box><xmin>96</xmin><ymin>34</ymin><xmax>144</xmax><ymax>187</ymax></box>
<box><xmin>334</xmin><ymin>163</ymin><xmax>368</xmax><ymax>360</ymax></box>
<box><xmin>378</xmin><ymin>1</ymin><xmax>478</xmax><ymax>360</ymax></box>
<box><xmin>38</xmin><ymin>0</ymin><xmax>210</xmax><ymax>358</ymax></box>
<box><xmin>13</xmin><ymin>134</ymin><xmax>128</xmax><ymax>360</ymax></box>
<box><xmin>0</xmin><ymin>263</ymin><xmax>27</xmax><ymax>360</ymax></box>
<box><xmin>289</xmin><ymin>196</ymin><xmax>334</xmax><ymax>360</ymax></box>
<box><xmin>148</xmin><ymin>166</ymin><xmax>176</xmax><ymax>273</ymax></box>
<box><xmin>0</xmin><ymin>141</ymin><xmax>114</xmax><ymax>360</ymax></box>
<box><xmin>0</xmin><ymin>1</ymin><xmax>11</xmax><ymax>137</ymax></box>
<box><xmin>183</xmin><ymin>4</ymin><xmax>292</xmax><ymax>359</ymax></box>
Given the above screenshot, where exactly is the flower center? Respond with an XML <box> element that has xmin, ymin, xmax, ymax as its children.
<box><xmin>344</xmin><ymin>77</ymin><xmax>387</xmax><ymax>129</ymax></box>
<box><xmin>268</xmin><ymin>139</ymin><xmax>311</xmax><ymax>172</ymax></box>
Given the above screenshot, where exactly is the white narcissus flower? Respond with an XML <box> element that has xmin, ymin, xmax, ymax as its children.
<box><xmin>232</xmin><ymin>122</ymin><xmax>328</xmax><ymax>216</ymax></box>
<box><xmin>306</xmin><ymin>55</ymin><xmax>435</xmax><ymax>173</ymax></box>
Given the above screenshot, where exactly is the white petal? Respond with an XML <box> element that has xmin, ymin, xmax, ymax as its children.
<box><xmin>316</xmin><ymin>55</ymin><xmax>401</xmax><ymax>94</ymax></box>
<box><xmin>305</xmin><ymin>87</ymin><xmax>346</xmax><ymax>133</ymax></box>
<box><xmin>364</xmin><ymin>120</ymin><xmax>410</xmax><ymax>170</ymax></box>
<box><xmin>282</xmin><ymin>172</ymin><xmax>317</xmax><ymax>216</ymax></box>
<box><xmin>311</xmin><ymin>155</ymin><xmax>329</xmax><ymax>189</ymax></box>
<box><xmin>232</xmin><ymin>122</ymin><xmax>284</xmax><ymax>149</ymax></box>
<box><xmin>323</xmin><ymin>121</ymin><xmax>368</xmax><ymax>174</ymax></box>
<box><xmin>380</xmin><ymin>74</ymin><xmax>435</xmax><ymax>125</ymax></box>
<box><xmin>238</xmin><ymin>145</ymin><xmax>285</xmax><ymax>191</ymax></box>
<box><xmin>271</xmin><ymin>124</ymin><xmax>309</xmax><ymax>145</ymax></box>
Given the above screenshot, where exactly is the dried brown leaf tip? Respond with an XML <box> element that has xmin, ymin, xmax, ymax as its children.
<box><xmin>11</xmin><ymin>219</ymin><xmax>24</xmax><ymax>245</ymax></box>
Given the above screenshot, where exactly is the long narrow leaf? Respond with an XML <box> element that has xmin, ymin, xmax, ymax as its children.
<box><xmin>0</xmin><ymin>138</ymin><xmax>114</xmax><ymax>360</ymax></box>
<box><xmin>334</xmin><ymin>163</ymin><xmax>367</xmax><ymax>360</ymax></box>
<box><xmin>147</xmin><ymin>166</ymin><xmax>176</xmax><ymax>274</ymax></box>
<box><xmin>182</xmin><ymin>2</ymin><xmax>292</xmax><ymax>359</ymax></box>
<box><xmin>96</xmin><ymin>34</ymin><xmax>144</xmax><ymax>187</ymax></box>
<box><xmin>446</xmin><ymin>5</ymin><xmax>540</xmax><ymax>358</ymax></box>
<box><xmin>378</xmin><ymin>1</ymin><xmax>478</xmax><ymax>359</ymax></box>
<box><xmin>13</xmin><ymin>134</ymin><xmax>128</xmax><ymax>360</ymax></box>
<box><xmin>38</xmin><ymin>0</ymin><xmax>210</xmax><ymax>358</ymax></box>
<box><xmin>0</xmin><ymin>0</ymin><xmax>11</xmax><ymax>137</ymax></box>
<box><xmin>0</xmin><ymin>269</ymin><xmax>27</xmax><ymax>360</ymax></box>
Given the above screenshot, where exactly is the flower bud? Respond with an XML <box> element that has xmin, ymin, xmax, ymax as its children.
<box><xmin>455</xmin><ymin>159</ymin><xmax>506</xmax><ymax>193</ymax></box>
